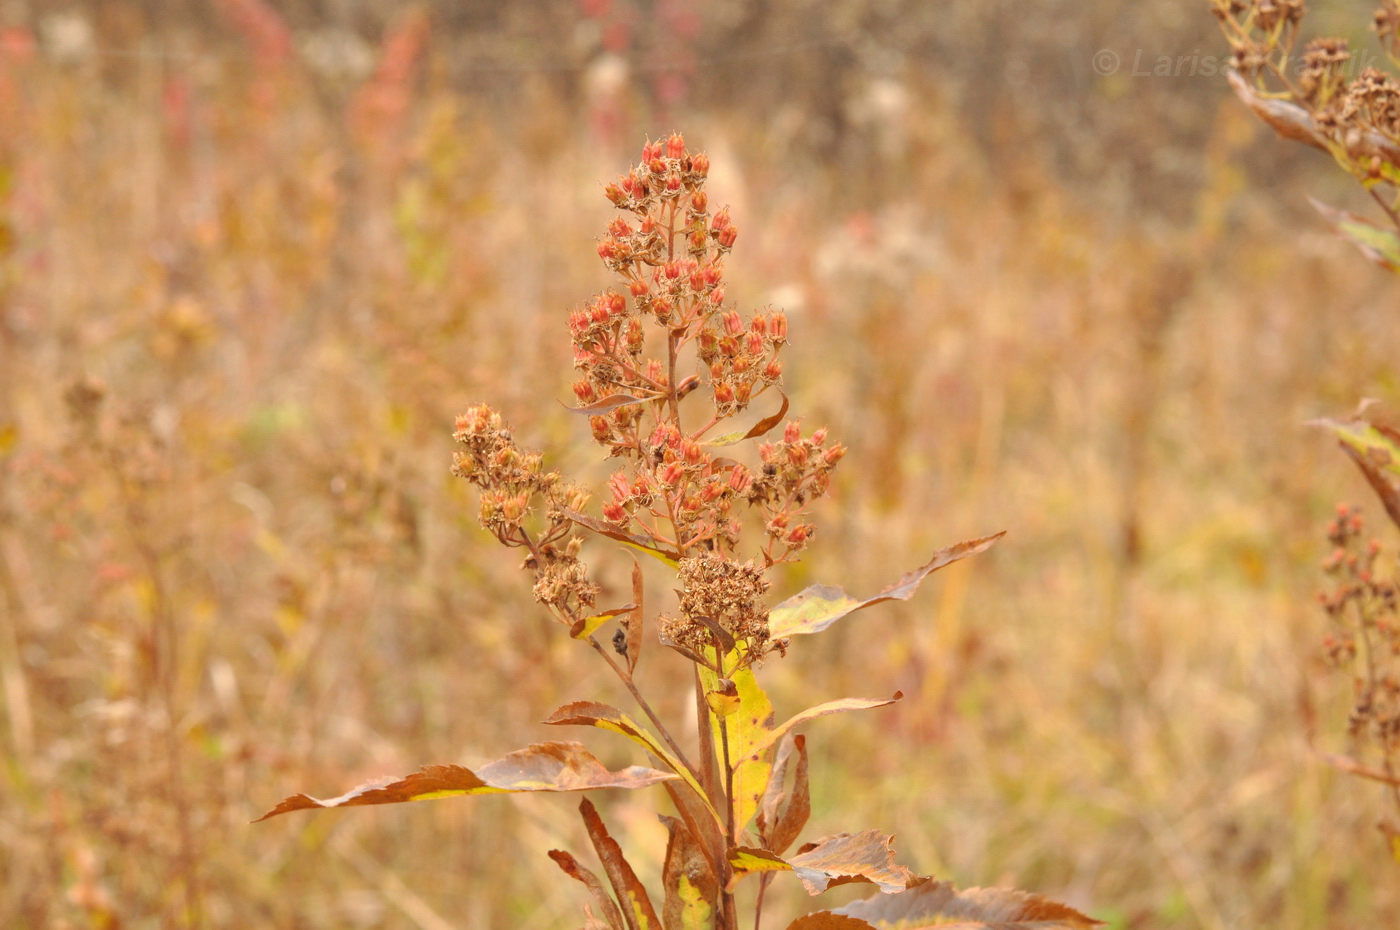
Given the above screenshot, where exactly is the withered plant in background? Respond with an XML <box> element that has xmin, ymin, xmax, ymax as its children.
<box><xmin>1213</xmin><ymin>0</ymin><xmax>1400</xmax><ymax>854</ymax></box>
<box><xmin>257</xmin><ymin>136</ymin><xmax>1100</xmax><ymax>929</ymax></box>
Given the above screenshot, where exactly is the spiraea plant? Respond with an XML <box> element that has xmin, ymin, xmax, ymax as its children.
<box><xmin>257</xmin><ymin>135</ymin><xmax>1100</xmax><ymax>930</ymax></box>
<box><xmin>1212</xmin><ymin>0</ymin><xmax>1400</xmax><ymax>856</ymax></box>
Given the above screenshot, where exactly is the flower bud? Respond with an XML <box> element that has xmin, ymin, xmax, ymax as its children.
<box><xmin>620</xmin><ymin>174</ymin><xmax>636</xmax><ymax>194</ymax></box>
<box><xmin>735</xmin><ymin>381</ymin><xmax>752</xmax><ymax>404</ymax></box>
<box><xmin>608</xmin><ymin>472</ymin><xmax>631</xmax><ymax>502</ymax></box>
<box><xmin>606</xmin><ymin>292</ymin><xmax>626</xmax><ymax>315</ymax></box>
<box><xmin>590</xmin><ymin>415</ymin><xmax>612</xmax><ymax>442</ymax></box>
<box><xmin>711</xmin><ymin>208</ymin><xmax>730</xmax><ymax>233</ymax></box>
<box><xmin>710</xmin><ymin>288</ymin><xmax>725</xmax><ymax>307</ymax></box>
<box><xmin>574</xmin><ymin>380</ymin><xmax>597</xmax><ymax>403</ymax></box>
<box><xmin>689</xmin><ymin>229</ymin><xmax>707</xmax><ymax>250</ymax></box>
<box><xmin>642</xmin><ymin>142</ymin><xmax>655</xmax><ymax>163</ymax></box>
<box><xmin>603</xmin><ymin>502</ymin><xmax>627</xmax><ymax>523</ymax></box>
<box><xmin>667</xmin><ymin>132</ymin><xmax>685</xmax><ymax>159</ymax></box>
<box><xmin>786</xmin><ymin>524</ymin><xmax>812</xmax><ymax>545</ymax></box>
<box><xmin>690</xmin><ymin>270</ymin><xmax>705</xmax><ymax>291</ymax></box>
<box><xmin>758</xmin><ymin>442</ymin><xmax>776</xmax><ymax>463</ymax></box>
<box><xmin>710</xmin><ymin>361</ymin><xmax>725</xmax><ymax>380</ymax></box>
<box><xmin>565</xmin><ymin>536</ymin><xmax>583</xmax><ymax>558</ymax></box>
<box><xmin>812</xmin><ymin>427</ymin><xmax>828</xmax><ymax>445</ymax></box>
<box><xmin>701</xmin><ymin>482</ymin><xmax>723</xmax><ymax>503</ymax></box>
<box><xmin>729</xmin><ymin>465</ymin><xmax>752</xmax><ymax>493</ymax></box>
<box><xmin>646</xmin><ymin>358</ymin><xmax>665</xmax><ymax>383</ymax></box>
<box><xmin>605</xmin><ymin>183</ymin><xmax>625</xmax><ymax>205</ymax></box>
<box><xmin>788</xmin><ymin>444</ymin><xmax>808</xmax><ymax>466</ymax></box>
<box><xmin>665</xmin><ymin>261</ymin><xmax>681</xmax><ymax>280</ymax></box>
<box><xmin>717</xmin><ymin>225</ymin><xmax>737</xmax><ymax>248</ymax></box>
<box><xmin>649</xmin><ymin>158</ymin><xmax>666</xmax><ymax>175</ymax></box>
<box><xmin>608</xmin><ymin>217</ymin><xmax>631</xmax><ymax>237</ymax></box>
<box><xmin>626</xmin><ymin>318</ymin><xmax>644</xmax><ymax>351</ymax></box>
<box><xmin>746</xmin><ymin>332</ymin><xmax>764</xmax><ymax>355</ymax></box>
<box><xmin>677</xmin><ymin>374</ymin><xmax>700</xmax><ymax>399</ymax></box>
<box><xmin>823</xmin><ymin>443</ymin><xmax>846</xmax><ymax>466</ymax></box>
<box><xmin>770</xmin><ymin>311</ymin><xmax>788</xmax><ymax>343</ymax></box>
<box><xmin>784</xmin><ymin>421</ymin><xmax>801</xmax><ymax>443</ymax></box>
<box><xmin>723</xmin><ymin>310</ymin><xmax>743</xmax><ymax>335</ymax></box>
<box><xmin>683</xmin><ymin>441</ymin><xmax>704</xmax><ymax>465</ymax></box>
<box><xmin>598</xmin><ymin>239</ymin><xmax>618</xmax><ymax>259</ymax></box>
<box><xmin>640</xmin><ymin>215</ymin><xmax>655</xmax><ymax>235</ymax></box>
<box><xmin>661</xmin><ymin>461</ymin><xmax>685</xmax><ymax>486</ymax></box>
<box><xmin>692</xmin><ymin>152</ymin><xmax>710</xmax><ymax>176</ymax></box>
<box><xmin>732</xmin><ymin>356</ymin><xmax>751</xmax><ymax>374</ymax></box>
<box><xmin>714</xmin><ymin>381</ymin><xmax>734</xmax><ymax>405</ymax></box>
<box><xmin>762</xmin><ymin>358</ymin><xmax>782</xmax><ymax>381</ymax></box>
<box><xmin>699</xmin><ymin>330</ymin><xmax>719</xmax><ymax>355</ymax></box>
<box><xmin>630</xmin><ymin>278</ymin><xmax>649</xmax><ymax>297</ymax></box>
<box><xmin>719</xmin><ymin>336</ymin><xmax>739</xmax><ymax>358</ymax></box>
<box><xmin>666</xmin><ymin>173</ymin><xmax>682</xmax><ymax>192</ymax></box>
<box><xmin>703</xmin><ymin>264</ymin><xmax>722</xmax><ymax>286</ymax></box>
<box><xmin>691</xmin><ymin>190</ymin><xmax>708</xmax><ymax>212</ymax></box>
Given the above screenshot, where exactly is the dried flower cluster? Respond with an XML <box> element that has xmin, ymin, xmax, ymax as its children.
<box><xmin>1319</xmin><ymin>505</ymin><xmax>1400</xmax><ymax>787</ymax></box>
<box><xmin>454</xmin><ymin>134</ymin><xmax>845</xmax><ymax>646</ymax></box>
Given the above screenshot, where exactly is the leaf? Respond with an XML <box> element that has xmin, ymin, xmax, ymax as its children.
<box><xmin>705</xmin><ymin>391</ymin><xmax>789</xmax><ymax>446</ymax></box>
<box><xmin>768</xmin><ymin>534</ymin><xmax>1004</xmax><ymax>639</ymax></box>
<box><xmin>624</xmin><ymin>559</ymin><xmax>645</xmax><ymax>673</ymax></box>
<box><xmin>698</xmin><ymin>656</ymin><xmax>774</xmax><ymax>835</ymax></box>
<box><xmin>705</xmin><ymin>679</ymin><xmax>741</xmax><ymax>717</ymax></box>
<box><xmin>561</xmin><ymin>507</ymin><xmax>681</xmax><ymax>568</ymax></box>
<box><xmin>572</xmin><ymin>604</ymin><xmax>638</xmax><ymax>640</ymax></box>
<box><xmin>727</xmin><ymin>845</ymin><xmax>792</xmax><ymax>888</ymax></box>
<box><xmin>830</xmin><ymin>879</ymin><xmax>1103</xmax><ymax>928</ymax></box>
<box><xmin>253</xmin><ymin>741</ymin><xmax>677</xmax><ymax>821</ymax></box>
<box><xmin>579</xmin><ymin>798</ymin><xmax>661</xmax><ymax>930</ymax></box>
<box><xmin>1310</xmin><ymin>198</ymin><xmax>1400</xmax><ymax>272</ymax></box>
<box><xmin>1225</xmin><ymin>70</ymin><xmax>1325</xmax><ymax>151</ymax></box>
<box><xmin>660</xmin><ymin>815</ymin><xmax>718</xmax><ymax>930</ymax></box>
<box><xmin>744</xmin><ymin>695</ymin><xmax>902</xmax><ymax>764</ymax></box>
<box><xmin>1313</xmin><ymin>416</ymin><xmax>1400</xmax><ymax>531</ymax></box>
<box><xmin>757</xmin><ymin>733</ymin><xmax>809</xmax><ymax>855</ymax></box>
<box><xmin>544</xmin><ymin>702</ymin><xmax>719</xmax><ymax>828</ymax></box>
<box><xmin>787</xmin><ymin>830</ymin><xmax>928</xmax><ymax>896</ymax></box>
<box><xmin>566</xmin><ymin>393</ymin><xmax>656</xmax><ymax>415</ymax></box>
<box><xmin>550</xmin><ymin>849</ymin><xmax>627</xmax><ymax>930</ymax></box>
<box><xmin>784</xmin><ymin>916</ymin><xmax>878</xmax><ymax>930</ymax></box>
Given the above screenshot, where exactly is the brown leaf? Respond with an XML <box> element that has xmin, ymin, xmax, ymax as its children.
<box><xmin>571</xmin><ymin>604</ymin><xmax>638</xmax><ymax>640</ymax></box>
<box><xmin>757</xmin><ymin>733</ymin><xmax>809</xmax><ymax>855</ymax></box>
<box><xmin>625</xmin><ymin>559</ymin><xmax>645</xmax><ymax>674</ymax></box>
<box><xmin>727</xmin><ymin>844</ymin><xmax>792</xmax><ymax>888</ymax></box>
<box><xmin>831</xmin><ymin>879</ymin><xmax>1102</xmax><ymax>928</ymax></box>
<box><xmin>768</xmin><ymin>534</ymin><xmax>1004</xmax><ymax>639</ymax></box>
<box><xmin>561</xmin><ymin>508</ymin><xmax>681</xmax><ymax>568</ymax></box>
<box><xmin>1225</xmin><ymin>70</ymin><xmax>1325</xmax><ymax>151</ymax></box>
<box><xmin>788</xmin><ymin>830</ymin><xmax>928</xmax><ymax>895</ymax></box>
<box><xmin>1319</xmin><ymin>750</ymin><xmax>1400</xmax><ymax>787</ymax></box>
<box><xmin>783</xmin><ymin>916</ymin><xmax>878</xmax><ymax>930</ymax></box>
<box><xmin>1313</xmin><ymin>416</ymin><xmax>1400</xmax><ymax>532</ymax></box>
<box><xmin>253</xmin><ymin>742</ymin><xmax>677</xmax><ymax>822</ymax></box>
<box><xmin>705</xmin><ymin>391</ymin><xmax>790</xmax><ymax>446</ymax></box>
<box><xmin>659</xmin><ymin>815</ymin><xmax>718</xmax><ymax>930</ymax></box>
<box><xmin>565</xmin><ymin>393</ymin><xmax>656</xmax><ymax>415</ymax></box>
<box><xmin>1309</xmin><ymin>198</ymin><xmax>1400</xmax><ymax>272</ymax></box>
<box><xmin>579</xmin><ymin>798</ymin><xmax>661</xmax><ymax>930</ymax></box>
<box><xmin>550</xmin><ymin>849</ymin><xmax>626</xmax><ymax>930</ymax></box>
<box><xmin>543</xmin><ymin>702</ymin><xmax>718</xmax><ymax>827</ymax></box>
<box><xmin>744</xmin><ymin>695</ymin><xmax>902</xmax><ymax>764</ymax></box>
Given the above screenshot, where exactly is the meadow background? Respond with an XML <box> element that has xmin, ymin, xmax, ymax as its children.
<box><xmin>2</xmin><ymin>0</ymin><xmax>1399</xmax><ymax>927</ymax></box>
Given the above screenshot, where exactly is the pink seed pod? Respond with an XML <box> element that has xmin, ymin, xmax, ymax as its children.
<box><xmin>630</xmin><ymin>278</ymin><xmax>650</xmax><ymax>297</ymax></box>
<box><xmin>603</xmin><ymin>501</ymin><xmax>627</xmax><ymax>523</ymax></box>
<box><xmin>666</xmin><ymin>132</ymin><xmax>685</xmax><ymax>159</ymax></box>
<box><xmin>714</xmin><ymin>381</ymin><xmax>735</xmax><ymax>405</ymax></box>
<box><xmin>691</xmin><ymin>190</ymin><xmax>708</xmax><ymax>212</ymax></box>
<box><xmin>717</xmin><ymin>225</ymin><xmax>737</xmax><ymax>248</ymax></box>
<box><xmin>784</xmin><ymin>421</ymin><xmax>802</xmax><ymax>443</ymax></box>
<box><xmin>691</xmin><ymin>152</ymin><xmax>710</xmax><ymax>176</ymax></box>
<box><xmin>762</xmin><ymin>358</ymin><xmax>783</xmax><ymax>381</ymax></box>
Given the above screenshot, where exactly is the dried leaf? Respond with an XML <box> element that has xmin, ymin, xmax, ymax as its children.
<box><xmin>580</xmin><ymin>798</ymin><xmax>661</xmax><ymax>930</ymax></box>
<box><xmin>757</xmin><ymin>733</ymin><xmax>809</xmax><ymax>855</ymax></box>
<box><xmin>1310</xmin><ymin>198</ymin><xmax>1400</xmax><ymax>272</ymax></box>
<box><xmin>768</xmin><ymin>534</ymin><xmax>1004</xmax><ymax>639</ymax></box>
<box><xmin>787</xmin><ymin>830</ymin><xmax>928</xmax><ymax>896</ymax></box>
<box><xmin>830</xmin><ymin>879</ymin><xmax>1102</xmax><ymax>928</ymax></box>
<box><xmin>572</xmin><ymin>604</ymin><xmax>637</xmax><ymax>640</ymax></box>
<box><xmin>1312</xmin><ymin>416</ymin><xmax>1400</xmax><ymax>531</ymax></box>
<box><xmin>584</xmin><ymin>902</ymin><xmax>620</xmax><ymax>930</ymax></box>
<box><xmin>727</xmin><ymin>845</ymin><xmax>791</xmax><ymax>888</ymax></box>
<box><xmin>1225</xmin><ymin>70</ymin><xmax>1325</xmax><ymax>151</ymax></box>
<box><xmin>1319</xmin><ymin>750</ymin><xmax>1400</xmax><ymax>786</ymax></box>
<box><xmin>566</xmin><ymin>393</ymin><xmax>656</xmax><ymax>415</ymax></box>
<box><xmin>698</xmin><ymin>657</ymin><xmax>774</xmax><ymax>834</ymax></box>
<box><xmin>705</xmin><ymin>391</ymin><xmax>789</xmax><ymax>446</ymax></box>
<box><xmin>660</xmin><ymin>815</ymin><xmax>718</xmax><ymax>930</ymax></box>
<box><xmin>254</xmin><ymin>741</ymin><xmax>677</xmax><ymax>821</ymax></box>
<box><xmin>561</xmin><ymin>508</ymin><xmax>681</xmax><ymax>568</ymax></box>
<box><xmin>744</xmin><ymin>695</ymin><xmax>902</xmax><ymax>764</ymax></box>
<box><xmin>705</xmin><ymin>679</ymin><xmax>741</xmax><ymax>717</ymax></box>
<box><xmin>783</xmin><ymin>916</ymin><xmax>878</xmax><ymax>930</ymax></box>
<box><xmin>625</xmin><ymin>559</ymin><xmax>645</xmax><ymax>673</ymax></box>
<box><xmin>550</xmin><ymin>849</ymin><xmax>627</xmax><ymax>930</ymax></box>
<box><xmin>544</xmin><ymin>702</ymin><xmax>719</xmax><ymax>827</ymax></box>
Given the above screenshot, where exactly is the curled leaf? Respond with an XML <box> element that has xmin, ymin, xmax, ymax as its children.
<box><xmin>660</xmin><ymin>815</ymin><xmax>718</xmax><ymax>929</ymax></box>
<box><xmin>1312</xmin><ymin>415</ymin><xmax>1400</xmax><ymax>531</ymax></box>
<box><xmin>624</xmin><ymin>559</ymin><xmax>645</xmax><ymax>673</ymax></box>
<box><xmin>572</xmin><ymin>604</ymin><xmax>637</xmax><ymax>640</ymax></box>
<box><xmin>1310</xmin><ymin>198</ymin><xmax>1400</xmax><ymax>272</ymax></box>
<box><xmin>768</xmin><ymin>533</ymin><xmax>1004</xmax><ymax>639</ymax></box>
<box><xmin>561</xmin><ymin>507</ymin><xmax>681</xmax><ymax>568</ymax></box>
<box><xmin>705</xmin><ymin>391</ymin><xmax>789</xmax><ymax>446</ymax></box>
<box><xmin>566</xmin><ymin>393</ymin><xmax>656</xmax><ymax>415</ymax></box>
<box><xmin>783</xmin><ymin>916</ymin><xmax>877</xmax><ymax>930</ymax></box>
<box><xmin>744</xmin><ymin>694</ymin><xmax>902</xmax><ymax>764</ymax></box>
<box><xmin>544</xmin><ymin>702</ymin><xmax>719</xmax><ymax>827</ymax></box>
<box><xmin>787</xmin><ymin>830</ymin><xmax>927</xmax><ymax>896</ymax></box>
<box><xmin>726</xmin><ymin>845</ymin><xmax>791</xmax><ymax>889</ymax></box>
<box><xmin>254</xmin><ymin>741</ymin><xmax>676</xmax><ymax>821</ymax></box>
<box><xmin>550</xmin><ymin>849</ymin><xmax>626</xmax><ymax>930</ymax></box>
<box><xmin>757</xmin><ymin>733</ymin><xmax>809</xmax><ymax>855</ymax></box>
<box><xmin>1225</xmin><ymin>70</ymin><xmax>1325</xmax><ymax>151</ymax></box>
<box><xmin>580</xmin><ymin>798</ymin><xmax>661</xmax><ymax>930</ymax></box>
<box><xmin>831</xmin><ymin>879</ymin><xmax>1103</xmax><ymax>928</ymax></box>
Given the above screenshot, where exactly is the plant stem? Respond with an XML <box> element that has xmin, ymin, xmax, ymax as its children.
<box><xmin>587</xmin><ymin>637</ymin><xmax>704</xmax><ymax>787</ymax></box>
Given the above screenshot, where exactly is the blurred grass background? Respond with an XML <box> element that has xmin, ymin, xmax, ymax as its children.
<box><xmin>2</xmin><ymin>0</ymin><xmax>1400</xmax><ymax>927</ymax></box>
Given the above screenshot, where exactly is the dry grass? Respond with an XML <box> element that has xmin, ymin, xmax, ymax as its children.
<box><xmin>2</xmin><ymin>3</ymin><xmax>1400</xmax><ymax>928</ymax></box>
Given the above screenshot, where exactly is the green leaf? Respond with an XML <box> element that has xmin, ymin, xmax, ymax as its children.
<box><xmin>544</xmin><ymin>702</ymin><xmax>720</xmax><ymax>829</ymax></box>
<box><xmin>580</xmin><ymin>798</ymin><xmax>661</xmax><ymax>930</ymax></box>
<box><xmin>768</xmin><ymin>533</ymin><xmax>1004</xmax><ymax>639</ymax></box>
<box><xmin>727</xmin><ymin>845</ymin><xmax>791</xmax><ymax>888</ymax></box>
<box><xmin>828</xmin><ymin>879</ymin><xmax>1103</xmax><ymax>928</ymax></box>
<box><xmin>743</xmin><ymin>694</ymin><xmax>902</xmax><ymax>765</ymax></box>
<box><xmin>571</xmin><ymin>604</ymin><xmax>637</xmax><ymax>640</ymax></box>
<box><xmin>1310</xmin><ymin>198</ymin><xmax>1400</xmax><ymax>272</ymax></box>
<box><xmin>253</xmin><ymin>741</ymin><xmax>677</xmax><ymax>821</ymax></box>
<box><xmin>699</xmin><ymin>656</ymin><xmax>774</xmax><ymax>835</ymax></box>
<box><xmin>660</xmin><ymin>815</ymin><xmax>718</xmax><ymax>930</ymax></box>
